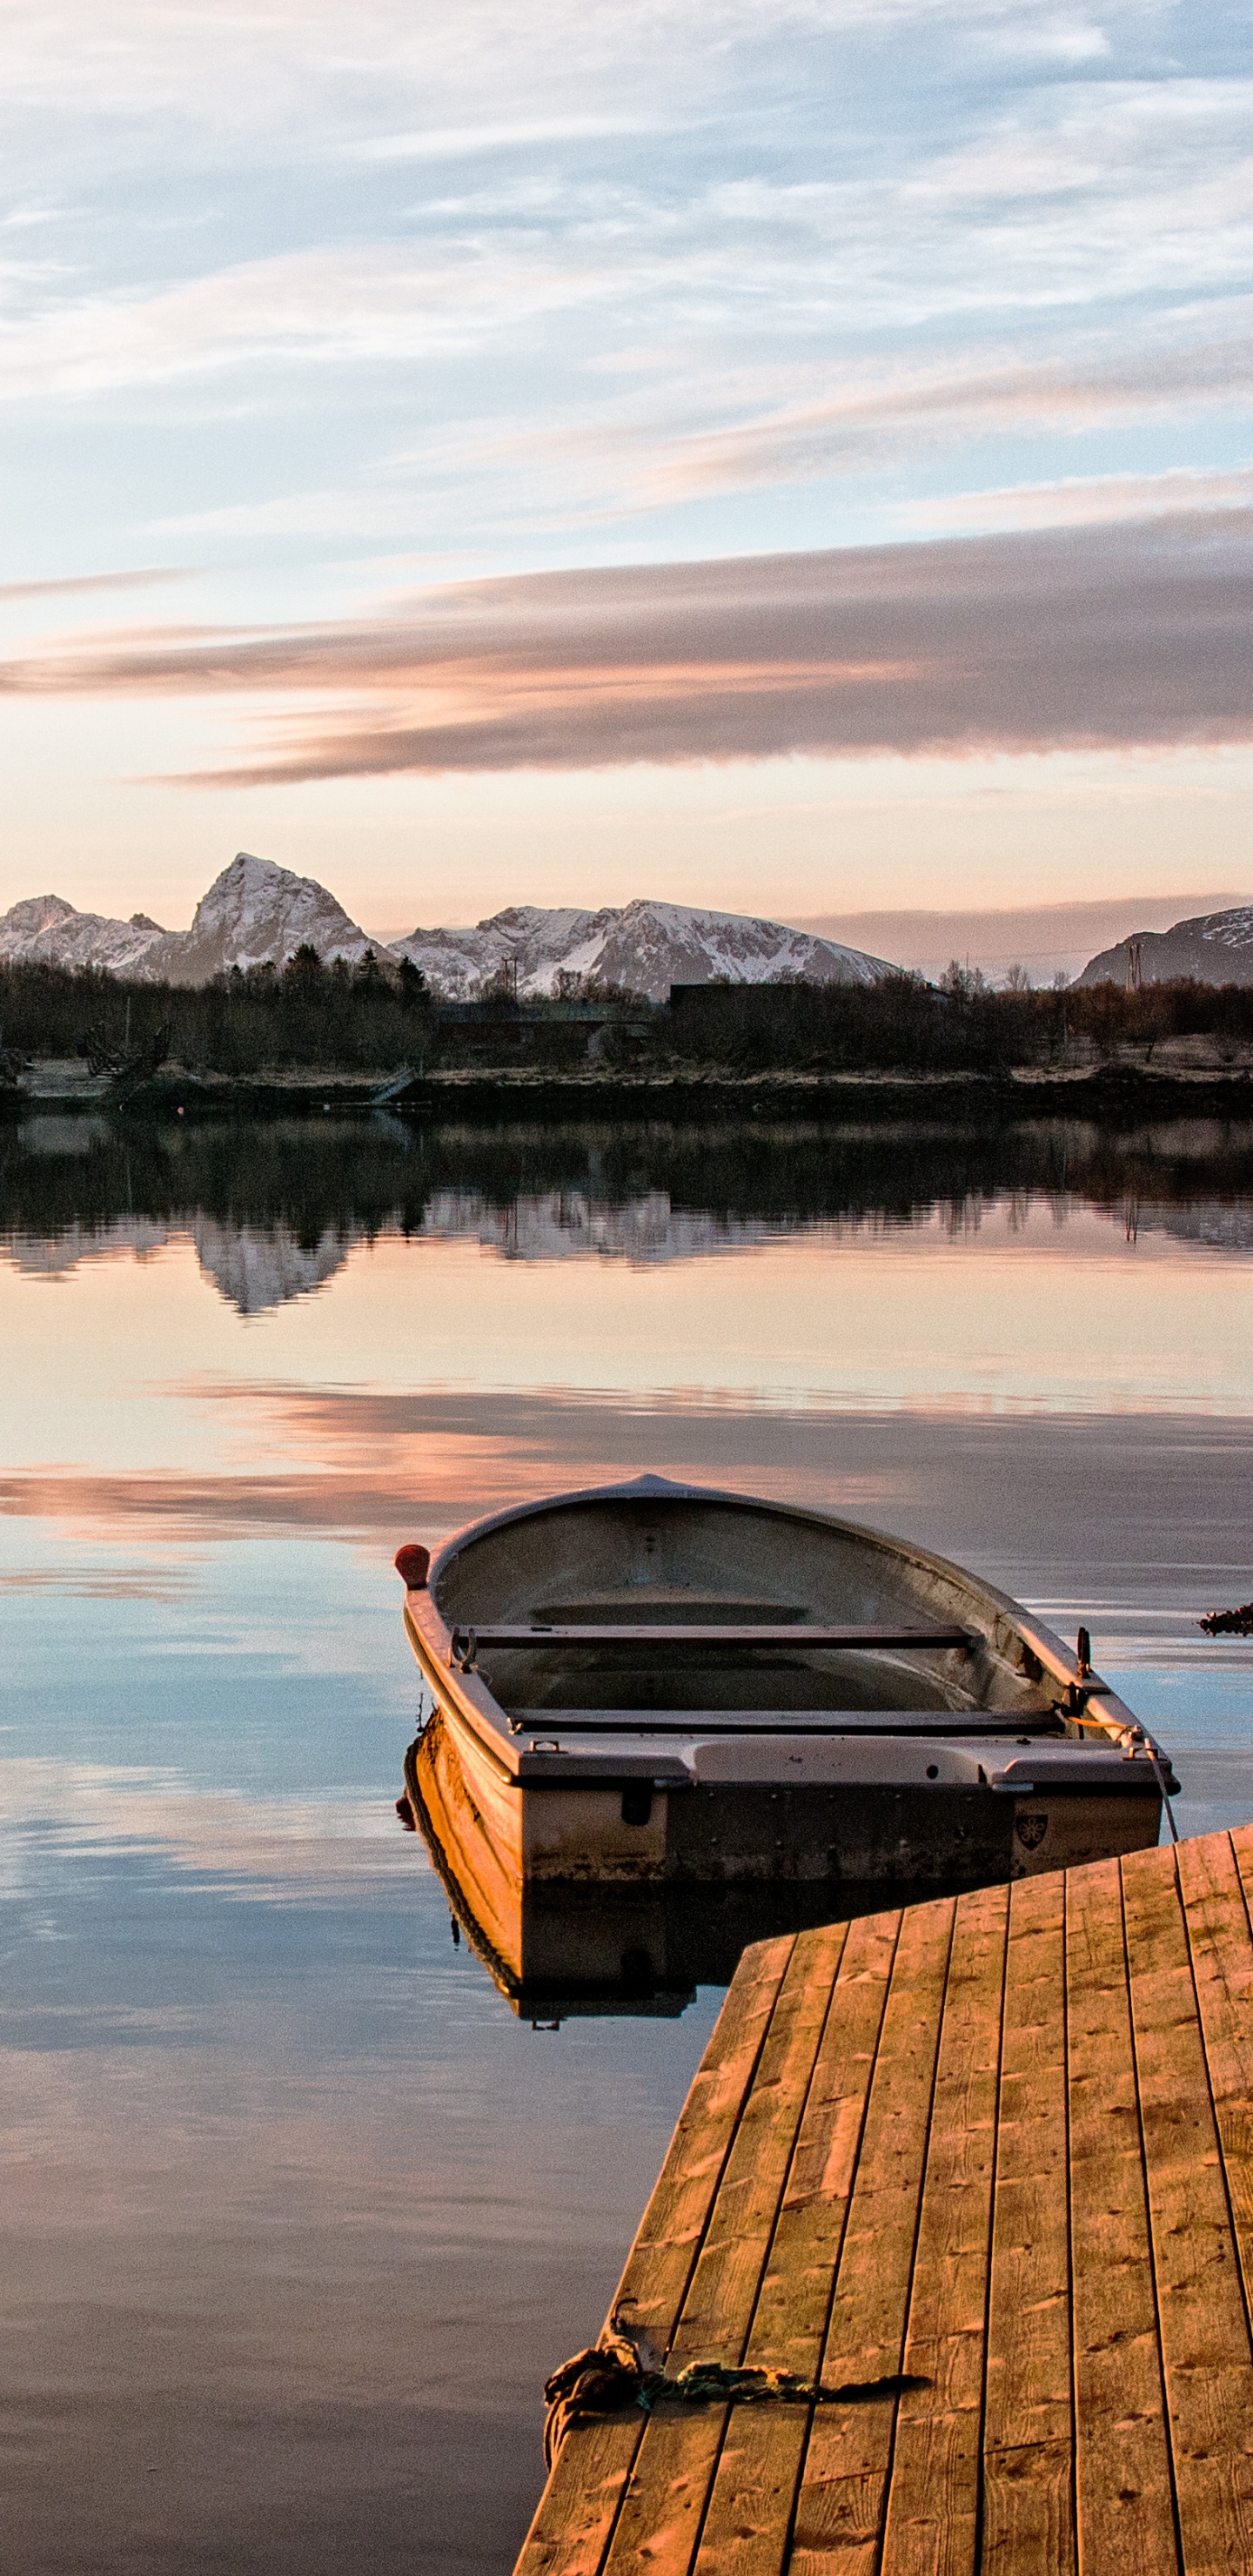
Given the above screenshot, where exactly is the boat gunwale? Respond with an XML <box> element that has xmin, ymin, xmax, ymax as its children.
<box><xmin>406</xmin><ymin>1477</ymin><xmax>1165</xmax><ymax>1777</ymax></box>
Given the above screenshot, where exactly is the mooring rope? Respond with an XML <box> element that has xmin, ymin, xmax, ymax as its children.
<box><xmin>542</xmin><ymin>2330</ymin><xmax>928</xmax><ymax>2468</ymax></box>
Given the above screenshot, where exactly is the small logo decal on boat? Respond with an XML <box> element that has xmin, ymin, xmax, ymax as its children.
<box><xmin>1015</xmin><ymin>1812</ymin><xmax>1049</xmax><ymax>1851</ymax></box>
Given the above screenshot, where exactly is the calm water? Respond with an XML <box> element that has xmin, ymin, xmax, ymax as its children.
<box><xmin>3</xmin><ymin>1109</ymin><xmax>1253</xmax><ymax>2573</ymax></box>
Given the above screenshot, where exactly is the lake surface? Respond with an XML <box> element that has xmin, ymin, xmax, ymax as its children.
<box><xmin>3</xmin><ymin>1108</ymin><xmax>1252</xmax><ymax>2573</ymax></box>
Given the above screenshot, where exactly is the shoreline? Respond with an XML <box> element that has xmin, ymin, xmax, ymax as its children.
<box><xmin>5</xmin><ymin>1060</ymin><xmax>1253</xmax><ymax>1124</ymax></box>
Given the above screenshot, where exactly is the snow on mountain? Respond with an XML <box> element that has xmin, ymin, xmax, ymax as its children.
<box><xmin>0</xmin><ymin>858</ymin><xmax>895</xmax><ymax>996</ymax></box>
<box><xmin>147</xmin><ymin>851</ymin><xmax>375</xmax><ymax>982</ymax></box>
<box><xmin>0</xmin><ymin>855</ymin><xmax>376</xmax><ymax>985</ymax></box>
<box><xmin>1077</xmin><ymin>905</ymin><xmax>1253</xmax><ymax>988</ymax></box>
<box><xmin>392</xmin><ymin>897</ymin><xmax>892</xmax><ymax>1002</ymax></box>
<box><xmin>0</xmin><ymin>894</ymin><xmax>169</xmax><ymax>976</ymax></box>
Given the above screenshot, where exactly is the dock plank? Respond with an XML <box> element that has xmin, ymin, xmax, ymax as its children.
<box><xmin>973</xmin><ymin>1869</ymin><xmax>1076</xmax><ymax>2575</ymax></box>
<box><xmin>600</xmin><ymin>1922</ymin><xmax>850</xmax><ymax>2576</ymax></box>
<box><xmin>516</xmin><ymin>1827</ymin><xmax>1253</xmax><ymax>2576</ymax></box>
<box><xmin>696</xmin><ymin>1908</ymin><xmax>903</xmax><ymax>2576</ymax></box>
<box><xmin>1067</xmin><ymin>1855</ymin><xmax>1176</xmax><ymax>2576</ymax></box>
<box><xmin>514</xmin><ymin>1931</ymin><xmax>795</xmax><ymax>2576</ymax></box>
<box><xmin>1123</xmin><ymin>1845</ymin><xmax>1253</xmax><ymax>2571</ymax></box>
<box><xmin>1183</xmin><ymin>1830</ymin><xmax>1253</xmax><ymax>2325</ymax></box>
<box><xmin>879</xmin><ymin>1879</ymin><xmax>1008</xmax><ymax>2576</ymax></box>
<box><xmin>788</xmin><ymin>1895</ymin><xmax>957</xmax><ymax>2576</ymax></box>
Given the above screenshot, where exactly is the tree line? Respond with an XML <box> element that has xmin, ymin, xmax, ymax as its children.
<box><xmin>2</xmin><ymin>947</ymin><xmax>1252</xmax><ymax>1079</ymax></box>
<box><xmin>633</xmin><ymin>967</ymin><xmax>1253</xmax><ymax>1076</ymax></box>
<box><xmin>0</xmin><ymin>945</ymin><xmax>435</xmax><ymax>1075</ymax></box>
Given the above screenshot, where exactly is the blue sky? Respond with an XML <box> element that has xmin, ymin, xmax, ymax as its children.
<box><xmin>1</xmin><ymin>0</ymin><xmax>1250</xmax><ymax>936</ymax></box>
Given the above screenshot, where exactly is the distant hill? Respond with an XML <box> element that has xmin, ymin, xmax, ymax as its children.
<box><xmin>1077</xmin><ymin>905</ymin><xmax>1253</xmax><ymax>988</ymax></box>
<box><xmin>0</xmin><ymin>856</ymin><xmax>895</xmax><ymax>998</ymax></box>
<box><xmin>392</xmin><ymin>896</ymin><xmax>892</xmax><ymax>1002</ymax></box>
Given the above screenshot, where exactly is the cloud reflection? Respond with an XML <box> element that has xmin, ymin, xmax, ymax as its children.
<box><xmin>0</xmin><ymin>1757</ymin><xmax>412</xmax><ymax>1901</ymax></box>
<box><xmin>4</xmin><ymin>1390</ymin><xmax>1253</xmax><ymax>1618</ymax></box>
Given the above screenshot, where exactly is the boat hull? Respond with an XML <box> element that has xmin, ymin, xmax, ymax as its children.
<box><xmin>411</xmin><ymin>1698</ymin><xmax>1162</xmax><ymax>1897</ymax></box>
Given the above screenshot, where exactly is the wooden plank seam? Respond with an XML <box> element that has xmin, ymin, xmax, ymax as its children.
<box><xmin>830</xmin><ymin>1890</ymin><xmax>965</xmax><ymax>2576</ymax></box>
<box><xmin>980</xmin><ymin>1871</ymin><xmax>1076</xmax><ymax>2575</ymax></box>
<box><xmin>688</xmin><ymin>1909</ymin><xmax>908</xmax><ymax>2576</ymax></box>
<box><xmin>594</xmin><ymin>1935</ymin><xmax>807</xmax><ymax>2575</ymax></box>
<box><xmin>598</xmin><ymin>1920</ymin><xmax>861</xmax><ymax>2576</ymax></box>
<box><xmin>1174</xmin><ymin>1833</ymin><xmax>1253</xmax><ymax>2564</ymax></box>
<box><xmin>787</xmin><ymin>1895</ymin><xmax>960</xmax><ymax>2576</ymax></box>
<box><xmin>879</xmin><ymin>1881</ymin><xmax>1009</xmax><ymax>2576</ymax></box>
<box><xmin>1182</xmin><ymin>1835</ymin><xmax>1253</xmax><ymax>2374</ymax></box>
<box><xmin>1067</xmin><ymin>1855</ymin><xmax>1176</xmax><ymax>2576</ymax></box>
<box><xmin>514</xmin><ymin>1931</ymin><xmax>799</xmax><ymax>2576</ymax></box>
<box><xmin>1117</xmin><ymin>1853</ymin><xmax>1186</xmax><ymax>2576</ymax></box>
<box><xmin>971</xmin><ymin>1878</ymin><xmax>1012</xmax><ymax>2576</ymax></box>
<box><xmin>1064</xmin><ymin>1869</ymin><xmax>1078</xmax><ymax>2575</ymax></box>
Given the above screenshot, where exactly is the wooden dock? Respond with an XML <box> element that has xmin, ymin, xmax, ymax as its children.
<box><xmin>516</xmin><ymin>1826</ymin><xmax>1253</xmax><ymax>2574</ymax></box>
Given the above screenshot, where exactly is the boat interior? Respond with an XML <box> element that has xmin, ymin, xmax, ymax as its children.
<box><xmin>432</xmin><ymin>1491</ymin><xmax>1072</xmax><ymax>1738</ymax></box>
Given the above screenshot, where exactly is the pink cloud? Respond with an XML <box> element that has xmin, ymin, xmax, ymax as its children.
<box><xmin>3</xmin><ymin>512</ymin><xmax>1250</xmax><ymax>777</ymax></box>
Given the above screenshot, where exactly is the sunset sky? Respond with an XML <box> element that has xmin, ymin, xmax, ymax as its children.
<box><xmin>1</xmin><ymin>0</ymin><xmax>1250</xmax><ymax>938</ymax></box>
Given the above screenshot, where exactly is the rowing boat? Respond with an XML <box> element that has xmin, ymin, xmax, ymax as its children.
<box><xmin>394</xmin><ymin>1473</ymin><xmax>1177</xmax><ymax>1900</ymax></box>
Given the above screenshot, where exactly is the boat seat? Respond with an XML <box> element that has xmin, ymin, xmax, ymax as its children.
<box><xmin>452</xmin><ymin>1620</ymin><xmax>975</xmax><ymax>1656</ymax></box>
<box><xmin>504</xmin><ymin>1707</ymin><xmax>1062</xmax><ymax>1736</ymax></box>
<box><xmin>533</xmin><ymin>1594</ymin><xmax>808</xmax><ymax>1624</ymax></box>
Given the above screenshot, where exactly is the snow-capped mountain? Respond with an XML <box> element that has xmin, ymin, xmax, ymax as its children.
<box><xmin>0</xmin><ymin>855</ymin><xmax>377</xmax><ymax>986</ymax></box>
<box><xmin>1077</xmin><ymin>905</ymin><xmax>1253</xmax><ymax>988</ymax></box>
<box><xmin>145</xmin><ymin>851</ymin><xmax>376</xmax><ymax>982</ymax></box>
<box><xmin>393</xmin><ymin>897</ymin><xmax>892</xmax><ymax>1002</ymax></box>
<box><xmin>0</xmin><ymin>894</ymin><xmax>170</xmax><ymax>976</ymax></box>
<box><xmin>0</xmin><ymin>856</ymin><xmax>895</xmax><ymax>995</ymax></box>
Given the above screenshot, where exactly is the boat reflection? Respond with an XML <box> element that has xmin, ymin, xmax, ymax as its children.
<box><xmin>399</xmin><ymin>1733</ymin><xmax>964</xmax><ymax>2023</ymax></box>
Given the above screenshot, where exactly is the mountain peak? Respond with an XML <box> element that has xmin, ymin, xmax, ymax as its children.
<box><xmin>0</xmin><ymin>890</ymin><xmax>170</xmax><ymax>975</ymax></box>
<box><xmin>171</xmin><ymin>852</ymin><xmax>375</xmax><ymax>980</ymax></box>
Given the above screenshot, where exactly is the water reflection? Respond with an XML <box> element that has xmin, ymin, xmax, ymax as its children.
<box><xmin>2</xmin><ymin>1109</ymin><xmax>1252</xmax><ymax>2573</ymax></box>
<box><xmin>3</xmin><ymin>1105</ymin><xmax>1253</xmax><ymax>1311</ymax></box>
<box><xmin>405</xmin><ymin>1741</ymin><xmax>970</xmax><ymax>2024</ymax></box>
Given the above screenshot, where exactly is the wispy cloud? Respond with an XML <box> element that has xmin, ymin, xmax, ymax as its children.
<box><xmin>900</xmin><ymin>461</ymin><xmax>1253</xmax><ymax>533</ymax></box>
<box><xmin>2</xmin><ymin>0</ymin><xmax>1250</xmax><ymax>902</ymax></box>
<box><xmin>3</xmin><ymin>513</ymin><xmax>1249</xmax><ymax>776</ymax></box>
<box><xmin>354</xmin><ymin>114</ymin><xmax>682</xmax><ymax>164</ymax></box>
<box><xmin>0</xmin><ymin>566</ymin><xmax>191</xmax><ymax>602</ymax></box>
<box><xmin>143</xmin><ymin>308</ymin><xmax>1253</xmax><ymax>544</ymax></box>
<box><xmin>571</xmin><ymin>310</ymin><xmax>1253</xmax><ymax>513</ymax></box>
<box><xmin>2</xmin><ymin>71</ymin><xmax>1250</xmax><ymax>407</ymax></box>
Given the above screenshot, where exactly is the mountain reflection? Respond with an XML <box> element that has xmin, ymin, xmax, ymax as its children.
<box><xmin>2</xmin><ymin>1108</ymin><xmax>1252</xmax><ymax>1314</ymax></box>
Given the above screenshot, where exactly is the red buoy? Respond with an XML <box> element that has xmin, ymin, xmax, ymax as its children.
<box><xmin>394</xmin><ymin>1543</ymin><xmax>431</xmax><ymax>1589</ymax></box>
